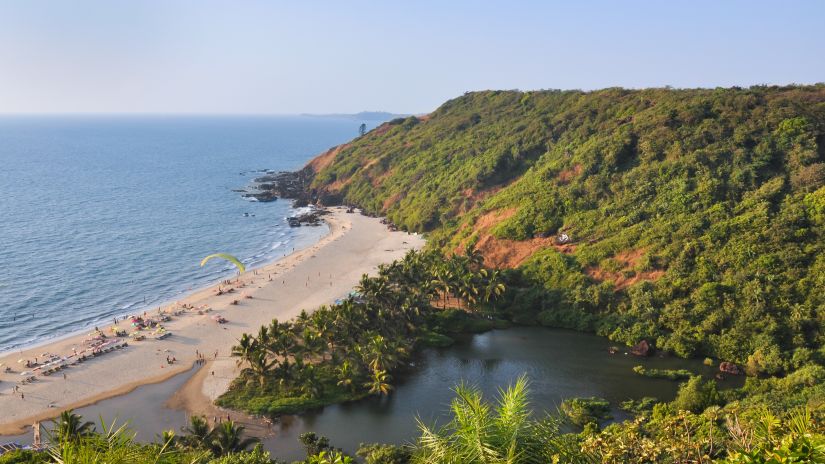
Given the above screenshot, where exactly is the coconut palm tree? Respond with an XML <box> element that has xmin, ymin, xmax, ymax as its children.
<box><xmin>413</xmin><ymin>376</ymin><xmax>583</xmax><ymax>464</ymax></box>
<box><xmin>51</xmin><ymin>410</ymin><xmax>95</xmax><ymax>444</ymax></box>
<box><xmin>231</xmin><ymin>333</ymin><xmax>258</xmax><ymax>369</ymax></box>
<box><xmin>209</xmin><ymin>420</ymin><xmax>259</xmax><ymax>457</ymax></box>
<box><xmin>247</xmin><ymin>349</ymin><xmax>275</xmax><ymax>388</ymax></box>
<box><xmin>457</xmin><ymin>272</ymin><xmax>481</xmax><ymax>308</ymax></box>
<box><xmin>49</xmin><ymin>418</ymin><xmax>196</xmax><ymax>464</ymax></box>
<box><xmin>336</xmin><ymin>360</ymin><xmax>357</xmax><ymax>393</ymax></box>
<box><xmin>432</xmin><ymin>268</ymin><xmax>456</xmax><ymax>309</ymax></box>
<box><xmin>482</xmin><ymin>270</ymin><xmax>506</xmax><ymax>305</ymax></box>
<box><xmin>365</xmin><ymin>369</ymin><xmax>393</xmax><ymax>396</ymax></box>
<box><xmin>180</xmin><ymin>415</ymin><xmax>212</xmax><ymax>450</ymax></box>
<box><xmin>463</xmin><ymin>243</ymin><xmax>485</xmax><ymax>270</ymax></box>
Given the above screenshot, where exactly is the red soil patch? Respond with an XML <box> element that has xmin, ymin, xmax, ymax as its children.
<box><xmin>462</xmin><ymin>185</ymin><xmax>504</xmax><ymax>204</ymax></box>
<box><xmin>557</xmin><ymin>164</ymin><xmax>583</xmax><ymax>184</ymax></box>
<box><xmin>327</xmin><ymin>177</ymin><xmax>351</xmax><ymax>192</ymax></box>
<box><xmin>458</xmin><ymin>208</ymin><xmax>576</xmax><ymax>268</ymax></box>
<box><xmin>584</xmin><ymin>249</ymin><xmax>664</xmax><ymax>290</ymax></box>
<box><xmin>383</xmin><ymin>191</ymin><xmax>404</xmax><ymax>210</ymax></box>
<box><xmin>371</xmin><ymin>123</ymin><xmax>392</xmax><ymax>137</ymax></box>
<box><xmin>370</xmin><ymin>166</ymin><xmax>395</xmax><ymax>188</ymax></box>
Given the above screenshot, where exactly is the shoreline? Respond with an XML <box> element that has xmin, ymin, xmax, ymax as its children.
<box><xmin>0</xmin><ymin>207</ymin><xmax>425</xmax><ymax>435</ymax></box>
<box><xmin>0</xmin><ymin>224</ymin><xmax>328</xmax><ymax>360</ymax></box>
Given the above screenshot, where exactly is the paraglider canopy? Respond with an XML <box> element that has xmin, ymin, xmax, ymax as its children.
<box><xmin>200</xmin><ymin>253</ymin><xmax>246</xmax><ymax>274</ymax></box>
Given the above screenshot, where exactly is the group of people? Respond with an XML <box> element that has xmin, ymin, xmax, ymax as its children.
<box><xmin>194</xmin><ymin>349</ymin><xmax>208</xmax><ymax>365</ymax></box>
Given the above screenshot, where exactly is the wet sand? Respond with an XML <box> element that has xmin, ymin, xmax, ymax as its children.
<box><xmin>0</xmin><ymin>207</ymin><xmax>424</xmax><ymax>434</ymax></box>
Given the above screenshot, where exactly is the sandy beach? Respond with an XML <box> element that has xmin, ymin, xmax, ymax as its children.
<box><xmin>0</xmin><ymin>207</ymin><xmax>424</xmax><ymax>434</ymax></box>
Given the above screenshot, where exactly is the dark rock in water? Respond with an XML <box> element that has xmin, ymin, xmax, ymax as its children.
<box><xmin>242</xmin><ymin>170</ymin><xmax>315</xmax><ymax>205</ymax></box>
<box><xmin>630</xmin><ymin>340</ymin><xmax>653</xmax><ymax>357</ymax></box>
<box><xmin>242</xmin><ymin>192</ymin><xmax>278</xmax><ymax>202</ymax></box>
<box><xmin>287</xmin><ymin>207</ymin><xmax>329</xmax><ymax>227</ymax></box>
<box><xmin>719</xmin><ymin>362</ymin><xmax>742</xmax><ymax>375</ymax></box>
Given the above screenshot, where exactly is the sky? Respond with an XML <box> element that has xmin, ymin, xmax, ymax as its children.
<box><xmin>0</xmin><ymin>1</ymin><xmax>823</xmax><ymax>115</ymax></box>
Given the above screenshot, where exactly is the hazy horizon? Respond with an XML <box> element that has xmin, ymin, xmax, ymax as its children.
<box><xmin>2</xmin><ymin>0</ymin><xmax>824</xmax><ymax>115</ymax></box>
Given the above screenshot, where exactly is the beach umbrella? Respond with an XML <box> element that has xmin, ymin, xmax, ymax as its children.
<box><xmin>200</xmin><ymin>253</ymin><xmax>246</xmax><ymax>274</ymax></box>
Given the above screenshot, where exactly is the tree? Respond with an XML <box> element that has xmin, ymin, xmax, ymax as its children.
<box><xmin>365</xmin><ymin>369</ymin><xmax>392</xmax><ymax>396</ymax></box>
<box><xmin>672</xmin><ymin>376</ymin><xmax>721</xmax><ymax>413</ymax></box>
<box><xmin>336</xmin><ymin>360</ymin><xmax>357</xmax><ymax>392</ymax></box>
<box><xmin>247</xmin><ymin>349</ymin><xmax>276</xmax><ymax>388</ymax></box>
<box><xmin>181</xmin><ymin>415</ymin><xmax>213</xmax><ymax>450</ymax></box>
<box><xmin>413</xmin><ymin>376</ymin><xmax>580</xmax><ymax>463</ymax></box>
<box><xmin>359</xmin><ymin>123</ymin><xmax>367</xmax><ymax>136</ymax></box>
<box><xmin>51</xmin><ymin>410</ymin><xmax>95</xmax><ymax>444</ymax></box>
<box><xmin>308</xmin><ymin>450</ymin><xmax>354</xmax><ymax>464</ymax></box>
<box><xmin>210</xmin><ymin>421</ymin><xmax>259</xmax><ymax>457</ymax></box>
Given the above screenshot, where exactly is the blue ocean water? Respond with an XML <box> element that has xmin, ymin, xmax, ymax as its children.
<box><xmin>0</xmin><ymin>116</ymin><xmax>365</xmax><ymax>352</ymax></box>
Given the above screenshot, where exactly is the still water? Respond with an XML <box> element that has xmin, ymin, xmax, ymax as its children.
<box><xmin>2</xmin><ymin>327</ymin><xmax>738</xmax><ymax>461</ymax></box>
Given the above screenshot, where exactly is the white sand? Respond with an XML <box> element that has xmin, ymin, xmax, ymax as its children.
<box><xmin>0</xmin><ymin>207</ymin><xmax>424</xmax><ymax>434</ymax></box>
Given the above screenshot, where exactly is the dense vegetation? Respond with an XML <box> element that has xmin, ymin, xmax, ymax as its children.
<box><xmin>8</xmin><ymin>86</ymin><xmax>824</xmax><ymax>463</ymax></box>
<box><xmin>4</xmin><ymin>379</ymin><xmax>822</xmax><ymax>464</ymax></box>
<box><xmin>217</xmin><ymin>249</ymin><xmax>506</xmax><ymax>416</ymax></box>
<box><xmin>305</xmin><ymin>85</ymin><xmax>825</xmax><ymax>372</ymax></box>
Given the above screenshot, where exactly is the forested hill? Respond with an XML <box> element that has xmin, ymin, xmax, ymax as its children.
<box><xmin>304</xmin><ymin>86</ymin><xmax>825</xmax><ymax>370</ymax></box>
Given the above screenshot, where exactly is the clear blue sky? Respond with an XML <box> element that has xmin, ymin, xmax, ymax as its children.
<box><xmin>1</xmin><ymin>1</ymin><xmax>823</xmax><ymax>114</ymax></box>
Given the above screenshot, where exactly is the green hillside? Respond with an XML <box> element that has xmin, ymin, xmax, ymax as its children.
<box><xmin>305</xmin><ymin>86</ymin><xmax>825</xmax><ymax>369</ymax></box>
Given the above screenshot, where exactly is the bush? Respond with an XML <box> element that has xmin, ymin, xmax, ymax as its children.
<box><xmin>561</xmin><ymin>397</ymin><xmax>612</xmax><ymax>426</ymax></box>
<box><xmin>632</xmin><ymin>365</ymin><xmax>693</xmax><ymax>380</ymax></box>
<box><xmin>0</xmin><ymin>450</ymin><xmax>49</xmax><ymax>464</ymax></box>
<box><xmin>672</xmin><ymin>376</ymin><xmax>722</xmax><ymax>413</ymax></box>
<box><xmin>356</xmin><ymin>443</ymin><xmax>412</xmax><ymax>464</ymax></box>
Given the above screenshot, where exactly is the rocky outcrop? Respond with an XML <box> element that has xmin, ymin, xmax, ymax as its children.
<box><xmin>242</xmin><ymin>191</ymin><xmax>278</xmax><ymax>202</ymax></box>
<box><xmin>630</xmin><ymin>340</ymin><xmax>653</xmax><ymax>357</ymax></box>
<box><xmin>287</xmin><ymin>208</ymin><xmax>329</xmax><ymax>227</ymax></box>
<box><xmin>236</xmin><ymin>169</ymin><xmax>316</xmax><ymax>206</ymax></box>
<box><xmin>719</xmin><ymin>362</ymin><xmax>742</xmax><ymax>375</ymax></box>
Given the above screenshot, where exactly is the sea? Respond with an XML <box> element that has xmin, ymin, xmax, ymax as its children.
<box><xmin>0</xmin><ymin>115</ymin><xmax>371</xmax><ymax>353</ymax></box>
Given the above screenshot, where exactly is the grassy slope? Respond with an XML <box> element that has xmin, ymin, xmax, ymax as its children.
<box><xmin>305</xmin><ymin>86</ymin><xmax>825</xmax><ymax>368</ymax></box>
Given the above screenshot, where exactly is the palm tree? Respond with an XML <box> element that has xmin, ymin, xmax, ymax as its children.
<box><xmin>51</xmin><ymin>410</ymin><xmax>95</xmax><ymax>444</ymax></box>
<box><xmin>49</xmin><ymin>418</ymin><xmax>198</xmax><ymax>464</ymax></box>
<box><xmin>482</xmin><ymin>270</ymin><xmax>506</xmax><ymax>305</ymax></box>
<box><xmin>247</xmin><ymin>349</ymin><xmax>275</xmax><ymax>388</ymax></box>
<box><xmin>432</xmin><ymin>268</ymin><xmax>456</xmax><ymax>309</ymax></box>
<box><xmin>231</xmin><ymin>333</ymin><xmax>258</xmax><ymax>369</ymax></box>
<box><xmin>157</xmin><ymin>430</ymin><xmax>177</xmax><ymax>449</ymax></box>
<box><xmin>295</xmin><ymin>310</ymin><xmax>312</xmax><ymax>331</ymax></box>
<box><xmin>457</xmin><ymin>272</ymin><xmax>480</xmax><ymax>308</ymax></box>
<box><xmin>181</xmin><ymin>415</ymin><xmax>212</xmax><ymax>450</ymax></box>
<box><xmin>365</xmin><ymin>369</ymin><xmax>392</xmax><ymax>396</ymax></box>
<box><xmin>414</xmin><ymin>376</ymin><xmax>584</xmax><ymax>464</ymax></box>
<box><xmin>209</xmin><ymin>420</ymin><xmax>259</xmax><ymax>456</ymax></box>
<box><xmin>463</xmin><ymin>243</ymin><xmax>485</xmax><ymax>270</ymax></box>
<box><xmin>298</xmin><ymin>363</ymin><xmax>324</xmax><ymax>399</ymax></box>
<box><xmin>336</xmin><ymin>360</ymin><xmax>357</xmax><ymax>392</ymax></box>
